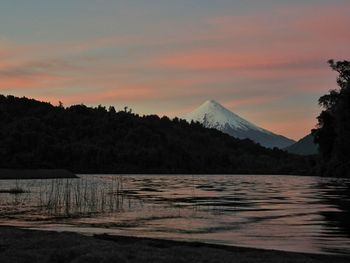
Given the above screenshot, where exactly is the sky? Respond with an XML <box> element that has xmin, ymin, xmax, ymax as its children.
<box><xmin>0</xmin><ymin>0</ymin><xmax>349</xmax><ymax>140</ymax></box>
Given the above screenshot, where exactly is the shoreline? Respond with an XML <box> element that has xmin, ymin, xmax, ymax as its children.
<box><xmin>0</xmin><ymin>169</ymin><xmax>77</xmax><ymax>180</ymax></box>
<box><xmin>0</xmin><ymin>227</ymin><xmax>348</xmax><ymax>263</ymax></box>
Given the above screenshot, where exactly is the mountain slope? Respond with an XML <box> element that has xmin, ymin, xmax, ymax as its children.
<box><xmin>183</xmin><ymin>100</ymin><xmax>295</xmax><ymax>149</ymax></box>
<box><xmin>285</xmin><ymin>134</ymin><xmax>318</xmax><ymax>156</ymax></box>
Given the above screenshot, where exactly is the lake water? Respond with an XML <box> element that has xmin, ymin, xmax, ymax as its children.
<box><xmin>1</xmin><ymin>174</ymin><xmax>350</xmax><ymax>255</ymax></box>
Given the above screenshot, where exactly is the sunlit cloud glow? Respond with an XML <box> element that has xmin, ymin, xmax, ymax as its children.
<box><xmin>0</xmin><ymin>1</ymin><xmax>349</xmax><ymax>139</ymax></box>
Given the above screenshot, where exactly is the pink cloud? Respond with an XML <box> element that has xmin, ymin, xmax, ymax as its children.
<box><xmin>35</xmin><ymin>85</ymin><xmax>158</xmax><ymax>106</ymax></box>
<box><xmin>263</xmin><ymin>118</ymin><xmax>317</xmax><ymax>141</ymax></box>
<box><xmin>151</xmin><ymin>3</ymin><xmax>349</xmax><ymax>75</ymax></box>
<box><xmin>223</xmin><ymin>96</ymin><xmax>281</xmax><ymax>108</ymax></box>
<box><xmin>1</xmin><ymin>2</ymin><xmax>348</xmax><ymax>140</ymax></box>
<box><xmin>0</xmin><ymin>73</ymin><xmax>68</xmax><ymax>90</ymax></box>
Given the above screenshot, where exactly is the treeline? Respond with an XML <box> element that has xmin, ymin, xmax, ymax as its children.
<box><xmin>312</xmin><ymin>60</ymin><xmax>350</xmax><ymax>177</ymax></box>
<box><xmin>0</xmin><ymin>95</ymin><xmax>311</xmax><ymax>175</ymax></box>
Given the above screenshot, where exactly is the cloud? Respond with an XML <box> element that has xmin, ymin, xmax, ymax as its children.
<box><xmin>150</xmin><ymin>2</ymin><xmax>349</xmax><ymax>75</ymax></box>
<box><xmin>34</xmin><ymin>85</ymin><xmax>158</xmax><ymax>106</ymax></box>
<box><xmin>0</xmin><ymin>55</ymin><xmax>94</xmax><ymax>90</ymax></box>
<box><xmin>0</xmin><ymin>2</ymin><xmax>348</xmax><ymax>140</ymax></box>
<box><xmin>223</xmin><ymin>96</ymin><xmax>281</xmax><ymax>108</ymax></box>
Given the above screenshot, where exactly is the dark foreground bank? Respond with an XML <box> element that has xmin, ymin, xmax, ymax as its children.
<box><xmin>0</xmin><ymin>227</ymin><xmax>348</xmax><ymax>263</ymax></box>
<box><xmin>0</xmin><ymin>169</ymin><xmax>77</xmax><ymax>179</ymax></box>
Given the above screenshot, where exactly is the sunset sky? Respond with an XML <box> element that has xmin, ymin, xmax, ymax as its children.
<box><xmin>0</xmin><ymin>0</ymin><xmax>349</xmax><ymax>140</ymax></box>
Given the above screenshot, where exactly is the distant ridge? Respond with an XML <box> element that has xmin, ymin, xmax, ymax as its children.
<box><xmin>183</xmin><ymin>100</ymin><xmax>295</xmax><ymax>149</ymax></box>
<box><xmin>285</xmin><ymin>134</ymin><xmax>318</xmax><ymax>156</ymax></box>
<box><xmin>0</xmin><ymin>94</ymin><xmax>309</xmax><ymax>175</ymax></box>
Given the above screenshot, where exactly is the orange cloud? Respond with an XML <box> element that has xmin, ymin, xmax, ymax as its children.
<box><xmin>35</xmin><ymin>85</ymin><xmax>158</xmax><ymax>106</ymax></box>
<box><xmin>263</xmin><ymin>118</ymin><xmax>317</xmax><ymax>141</ymax></box>
<box><xmin>223</xmin><ymin>96</ymin><xmax>281</xmax><ymax>108</ymax></box>
<box><xmin>150</xmin><ymin>3</ymin><xmax>349</xmax><ymax>76</ymax></box>
<box><xmin>153</xmin><ymin>50</ymin><xmax>327</xmax><ymax>73</ymax></box>
<box><xmin>0</xmin><ymin>73</ymin><xmax>68</xmax><ymax>90</ymax></box>
<box><xmin>0</xmin><ymin>2</ymin><xmax>348</xmax><ymax>140</ymax></box>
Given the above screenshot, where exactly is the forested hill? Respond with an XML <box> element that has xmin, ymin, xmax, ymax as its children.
<box><xmin>0</xmin><ymin>95</ymin><xmax>311</xmax><ymax>175</ymax></box>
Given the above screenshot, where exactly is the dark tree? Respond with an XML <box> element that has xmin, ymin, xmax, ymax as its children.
<box><xmin>312</xmin><ymin>60</ymin><xmax>350</xmax><ymax>177</ymax></box>
<box><xmin>0</xmin><ymin>94</ymin><xmax>310</xmax><ymax>175</ymax></box>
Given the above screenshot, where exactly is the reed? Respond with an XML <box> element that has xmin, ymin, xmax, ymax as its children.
<box><xmin>0</xmin><ymin>176</ymin><xmax>127</xmax><ymax>218</ymax></box>
<box><xmin>37</xmin><ymin>176</ymin><xmax>126</xmax><ymax>217</ymax></box>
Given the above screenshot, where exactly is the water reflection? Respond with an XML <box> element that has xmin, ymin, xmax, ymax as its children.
<box><xmin>315</xmin><ymin>179</ymin><xmax>350</xmax><ymax>254</ymax></box>
<box><xmin>1</xmin><ymin>175</ymin><xmax>350</xmax><ymax>255</ymax></box>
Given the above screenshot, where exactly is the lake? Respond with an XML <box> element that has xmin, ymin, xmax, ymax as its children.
<box><xmin>0</xmin><ymin>175</ymin><xmax>350</xmax><ymax>255</ymax></box>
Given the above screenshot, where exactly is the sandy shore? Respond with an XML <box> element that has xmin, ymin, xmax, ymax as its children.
<box><xmin>0</xmin><ymin>227</ymin><xmax>348</xmax><ymax>263</ymax></box>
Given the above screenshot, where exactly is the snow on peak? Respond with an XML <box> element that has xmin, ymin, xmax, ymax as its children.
<box><xmin>182</xmin><ymin>100</ymin><xmax>296</xmax><ymax>148</ymax></box>
<box><xmin>183</xmin><ymin>100</ymin><xmax>268</xmax><ymax>132</ymax></box>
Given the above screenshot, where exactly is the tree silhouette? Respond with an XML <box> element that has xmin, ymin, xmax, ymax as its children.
<box><xmin>312</xmin><ymin>60</ymin><xmax>350</xmax><ymax>177</ymax></box>
<box><xmin>0</xmin><ymin>94</ymin><xmax>311</xmax><ymax>175</ymax></box>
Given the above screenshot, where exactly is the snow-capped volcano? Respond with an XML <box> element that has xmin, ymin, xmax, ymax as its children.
<box><xmin>183</xmin><ymin>100</ymin><xmax>295</xmax><ymax>149</ymax></box>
